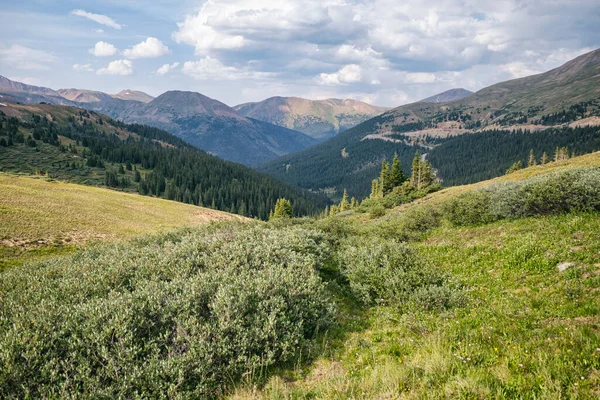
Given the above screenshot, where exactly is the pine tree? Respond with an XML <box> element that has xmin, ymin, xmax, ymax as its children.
<box><xmin>379</xmin><ymin>161</ymin><xmax>392</xmax><ymax>195</ymax></box>
<box><xmin>506</xmin><ymin>160</ymin><xmax>523</xmax><ymax>174</ymax></box>
<box><xmin>527</xmin><ymin>149</ymin><xmax>536</xmax><ymax>167</ymax></box>
<box><xmin>350</xmin><ymin>197</ymin><xmax>358</xmax><ymax>209</ymax></box>
<box><xmin>370</xmin><ymin>179</ymin><xmax>380</xmax><ymax>199</ymax></box>
<box><xmin>410</xmin><ymin>151</ymin><xmax>422</xmax><ymax>189</ymax></box>
<box><xmin>541</xmin><ymin>152</ymin><xmax>549</xmax><ymax>165</ymax></box>
<box><xmin>420</xmin><ymin>161</ymin><xmax>436</xmax><ymax>188</ymax></box>
<box><xmin>271</xmin><ymin>198</ymin><xmax>293</xmax><ymax>219</ymax></box>
<box><xmin>339</xmin><ymin>189</ymin><xmax>350</xmax><ymax>211</ymax></box>
<box><xmin>390</xmin><ymin>153</ymin><xmax>406</xmax><ymax>188</ymax></box>
<box><xmin>329</xmin><ymin>205</ymin><xmax>339</xmax><ymax>217</ymax></box>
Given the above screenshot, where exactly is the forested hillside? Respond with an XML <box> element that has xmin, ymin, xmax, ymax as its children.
<box><xmin>257</xmin><ymin>114</ymin><xmax>426</xmax><ymax>200</ymax></box>
<box><xmin>428</xmin><ymin>126</ymin><xmax>600</xmax><ymax>185</ymax></box>
<box><xmin>0</xmin><ymin>103</ymin><xmax>329</xmax><ymax>219</ymax></box>
<box><xmin>258</xmin><ymin>115</ymin><xmax>600</xmax><ymax>200</ymax></box>
<box><xmin>258</xmin><ymin>49</ymin><xmax>600</xmax><ymax>200</ymax></box>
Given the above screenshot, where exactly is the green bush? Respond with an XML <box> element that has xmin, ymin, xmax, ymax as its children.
<box><xmin>369</xmin><ymin>204</ymin><xmax>386</xmax><ymax>218</ymax></box>
<box><xmin>364</xmin><ymin>205</ymin><xmax>442</xmax><ymax>242</ymax></box>
<box><xmin>444</xmin><ymin>167</ymin><xmax>600</xmax><ymax>226</ymax></box>
<box><xmin>0</xmin><ymin>224</ymin><xmax>335</xmax><ymax>398</ymax></box>
<box><xmin>337</xmin><ymin>237</ymin><xmax>456</xmax><ymax>309</ymax></box>
<box><xmin>443</xmin><ymin>190</ymin><xmax>494</xmax><ymax>226</ymax></box>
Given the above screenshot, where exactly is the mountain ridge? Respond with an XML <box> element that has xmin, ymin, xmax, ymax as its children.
<box><xmin>234</xmin><ymin>96</ymin><xmax>389</xmax><ymax>139</ymax></box>
<box><xmin>421</xmin><ymin>88</ymin><xmax>473</xmax><ymax>103</ymax></box>
<box><xmin>257</xmin><ymin>48</ymin><xmax>600</xmax><ymax>199</ymax></box>
<box><xmin>0</xmin><ymin>76</ymin><xmax>320</xmax><ymax>166</ymax></box>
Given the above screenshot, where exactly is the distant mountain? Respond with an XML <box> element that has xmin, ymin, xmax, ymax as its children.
<box><xmin>57</xmin><ymin>88</ymin><xmax>114</xmax><ymax>103</ymax></box>
<box><xmin>0</xmin><ymin>76</ymin><xmax>74</xmax><ymax>105</ymax></box>
<box><xmin>257</xmin><ymin>48</ymin><xmax>600</xmax><ymax>199</ymax></box>
<box><xmin>102</xmin><ymin>91</ymin><xmax>318</xmax><ymax>165</ymax></box>
<box><xmin>234</xmin><ymin>97</ymin><xmax>389</xmax><ymax>140</ymax></box>
<box><xmin>0</xmin><ymin>102</ymin><xmax>329</xmax><ymax>219</ymax></box>
<box><xmin>58</xmin><ymin>88</ymin><xmax>154</xmax><ymax>104</ymax></box>
<box><xmin>111</xmin><ymin>89</ymin><xmax>154</xmax><ymax>103</ymax></box>
<box><xmin>0</xmin><ymin>76</ymin><xmax>319</xmax><ymax>166</ymax></box>
<box><xmin>421</xmin><ymin>88</ymin><xmax>473</xmax><ymax>103</ymax></box>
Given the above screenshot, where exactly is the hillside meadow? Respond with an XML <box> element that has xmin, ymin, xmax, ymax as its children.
<box><xmin>1</xmin><ymin>154</ymin><xmax>600</xmax><ymax>398</ymax></box>
<box><xmin>0</xmin><ymin>173</ymin><xmax>241</xmax><ymax>269</ymax></box>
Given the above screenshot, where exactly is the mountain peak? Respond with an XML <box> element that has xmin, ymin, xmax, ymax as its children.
<box><xmin>234</xmin><ymin>96</ymin><xmax>389</xmax><ymax>139</ymax></box>
<box><xmin>111</xmin><ymin>89</ymin><xmax>154</xmax><ymax>103</ymax></box>
<box><xmin>150</xmin><ymin>90</ymin><xmax>244</xmax><ymax>120</ymax></box>
<box><xmin>57</xmin><ymin>88</ymin><xmax>113</xmax><ymax>103</ymax></box>
<box><xmin>421</xmin><ymin>88</ymin><xmax>474</xmax><ymax>103</ymax></box>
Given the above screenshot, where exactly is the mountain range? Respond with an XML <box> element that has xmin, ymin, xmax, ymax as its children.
<box><xmin>0</xmin><ymin>77</ymin><xmax>392</xmax><ymax>165</ymax></box>
<box><xmin>2</xmin><ymin>48</ymin><xmax>599</xmax><ymax>179</ymax></box>
<box><xmin>257</xmin><ymin>48</ymin><xmax>600</xmax><ymax>199</ymax></box>
<box><xmin>234</xmin><ymin>97</ymin><xmax>389</xmax><ymax>140</ymax></box>
<box><xmin>0</xmin><ymin>78</ymin><xmax>320</xmax><ymax>165</ymax></box>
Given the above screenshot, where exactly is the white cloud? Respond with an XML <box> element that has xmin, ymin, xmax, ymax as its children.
<box><xmin>97</xmin><ymin>59</ymin><xmax>133</xmax><ymax>76</ymax></box>
<box><xmin>88</xmin><ymin>41</ymin><xmax>118</xmax><ymax>57</ymax></box>
<box><xmin>182</xmin><ymin>57</ymin><xmax>275</xmax><ymax>81</ymax></box>
<box><xmin>71</xmin><ymin>9</ymin><xmax>121</xmax><ymax>30</ymax></box>
<box><xmin>318</xmin><ymin>64</ymin><xmax>363</xmax><ymax>85</ymax></box>
<box><xmin>156</xmin><ymin>62</ymin><xmax>180</xmax><ymax>75</ymax></box>
<box><xmin>95</xmin><ymin>29</ymin><xmax>104</xmax><ymax>34</ymax></box>
<box><xmin>73</xmin><ymin>63</ymin><xmax>95</xmax><ymax>72</ymax></box>
<box><xmin>170</xmin><ymin>0</ymin><xmax>599</xmax><ymax>106</ymax></box>
<box><xmin>0</xmin><ymin>45</ymin><xmax>57</xmax><ymax>70</ymax></box>
<box><xmin>123</xmin><ymin>37</ymin><xmax>170</xmax><ymax>59</ymax></box>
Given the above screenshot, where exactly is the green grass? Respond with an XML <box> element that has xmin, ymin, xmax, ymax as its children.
<box><xmin>0</xmin><ymin>172</ymin><xmax>241</xmax><ymax>269</ymax></box>
<box><xmin>3</xmin><ymin>153</ymin><xmax>600</xmax><ymax>397</ymax></box>
<box><xmin>231</xmin><ymin>214</ymin><xmax>600</xmax><ymax>399</ymax></box>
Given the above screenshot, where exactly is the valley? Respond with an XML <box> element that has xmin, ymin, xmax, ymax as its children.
<box><xmin>1</xmin><ymin>6</ymin><xmax>600</xmax><ymax>396</ymax></box>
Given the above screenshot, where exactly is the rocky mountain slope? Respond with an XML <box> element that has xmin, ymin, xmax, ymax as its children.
<box><xmin>111</xmin><ymin>89</ymin><xmax>154</xmax><ymax>103</ymax></box>
<box><xmin>100</xmin><ymin>90</ymin><xmax>318</xmax><ymax>165</ymax></box>
<box><xmin>56</xmin><ymin>89</ymin><xmax>114</xmax><ymax>103</ymax></box>
<box><xmin>0</xmin><ymin>76</ymin><xmax>74</xmax><ymax>105</ymax></box>
<box><xmin>234</xmin><ymin>97</ymin><xmax>389</xmax><ymax>140</ymax></box>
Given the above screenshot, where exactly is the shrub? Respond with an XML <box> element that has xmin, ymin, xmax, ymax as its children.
<box><xmin>369</xmin><ymin>204</ymin><xmax>386</xmax><ymax>218</ymax></box>
<box><xmin>443</xmin><ymin>190</ymin><xmax>494</xmax><ymax>226</ymax></box>
<box><xmin>408</xmin><ymin>284</ymin><xmax>467</xmax><ymax>311</ymax></box>
<box><xmin>364</xmin><ymin>205</ymin><xmax>442</xmax><ymax>242</ymax></box>
<box><xmin>443</xmin><ymin>168</ymin><xmax>600</xmax><ymax>226</ymax></box>
<box><xmin>337</xmin><ymin>237</ymin><xmax>452</xmax><ymax>308</ymax></box>
<box><xmin>0</xmin><ymin>224</ymin><xmax>335</xmax><ymax>398</ymax></box>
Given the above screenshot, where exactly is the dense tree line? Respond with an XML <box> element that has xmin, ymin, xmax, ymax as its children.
<box><xmin>258</xmin><ymin>114</ymin><xmax>427</xmax><ymax>200</ymax></box>
<box><xmin>0</xmin><ymin>109</ymin><xmax>329</xmax><ymax>219</ymax></box>
<box><xmin>428</xmin><ymin>126</ymin><xmax>600</xmax><ymax>186</ymax></box>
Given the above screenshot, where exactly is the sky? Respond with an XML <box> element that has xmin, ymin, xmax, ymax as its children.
<box><xmin>0</xmin><ymin>0</ymin><xmax>599</xmax><ymax>107</ymax></box>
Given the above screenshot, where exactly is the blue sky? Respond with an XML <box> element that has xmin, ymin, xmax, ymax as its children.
<box><xmin>1</xmin><ymin>0</ymin><xmax>599</xmax><ymax>107</ymax></box>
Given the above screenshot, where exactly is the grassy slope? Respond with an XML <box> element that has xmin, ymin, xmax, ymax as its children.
<box><xmin>0</xmin><ymin>173</ymin><xmax>241</xmax><ymax>269</ymax></box>
<box><xmin>391</xmin><ymin>151</ymin><xmax>600</xmax><ymax>212</ymax></box>
<box><xmin>231</xmin><ymin>153</ymin><xmax>600</xmax><ymax>399</ymax></box>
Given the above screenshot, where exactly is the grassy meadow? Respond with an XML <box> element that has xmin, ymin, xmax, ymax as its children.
<box><xmin>0</xmin><ymin>173</ymin><xmax>241</xmax><ymax>269</ymax></box>
<box><xmin>2</xmin><ymin>154</ymin><xmax>600</xmax><ymax>398</ymax></box>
